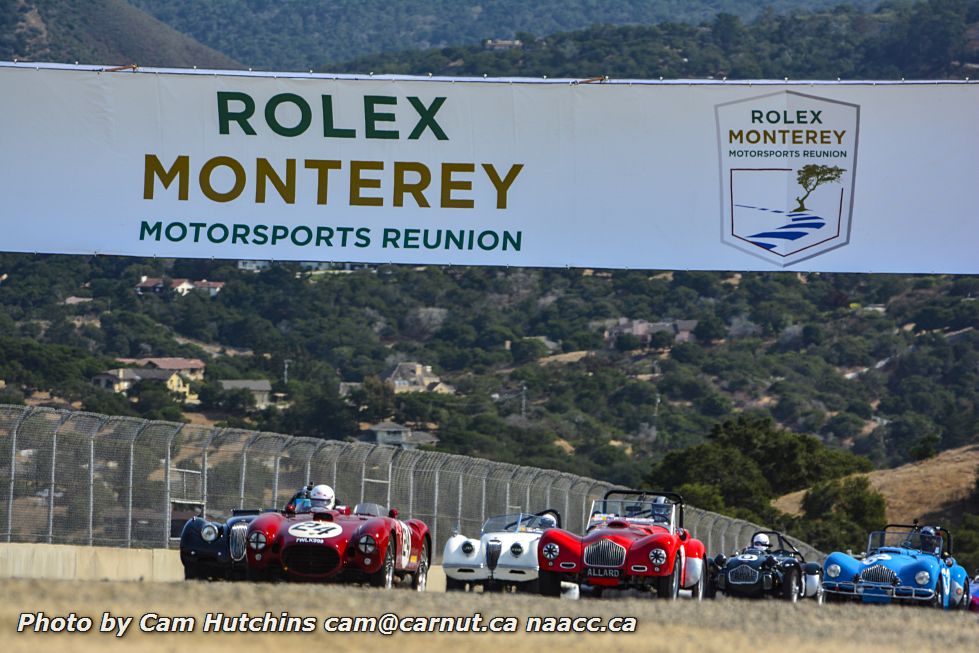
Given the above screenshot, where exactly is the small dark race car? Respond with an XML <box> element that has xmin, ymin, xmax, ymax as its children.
<box><xmin>708</xmin><ymin>530</ymin><xmax>822</xmax><ymax>602</ymax></box>
<box><xmin>244</xmin><ymin>495</ymin><xmax>431</xmax><ymax>589</ymax></box>
<box><xmin>179</xmin><ymin>485</ymin><xmax>317</xmax><ymax>580</ymax></box>
<box><xmin>536</xmin><ymin>490</ymin><xmax>708</xmax><ymax>599</ymax></box>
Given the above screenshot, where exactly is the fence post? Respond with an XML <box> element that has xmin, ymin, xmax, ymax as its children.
<box><xmin>162</xmin><ymin>424</ymin><xmax>185</xmax><ymax>547</ymax></box>
<box><xmin>239</xmin><ymin>433</ymin><xmax>261</xmax><ymax>509</ymax></box>
<box><xmin>6</xmin><ymin>407</ymin><xmax>33</xmax><ymax>543</ymax></box>
<box><xmin>200</xmin><ymin>427</ymin><xmax>224</xmax><ymax>520</ymax></box>
<box><xmin>456</xmin><ymin>472</ymin><xmax>463</xmax><ymax>530</ymax></box>
<box><xmin>47</xmin><ymin>411</ymin><xmax>71</xmax><ymax>544</ymax></box>
<box><xmin>126</xmin><ymin>422</ymin><xmax>151</xmax><ymax>548</ymax></box>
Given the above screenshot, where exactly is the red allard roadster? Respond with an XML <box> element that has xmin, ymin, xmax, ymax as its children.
<box><xmin>244</xmin><ymin>489</ymin><xmax>431</xmax><ymax>589</ymax></box>
<box><xmin>536</xmin><ymin>490</ymin><xmax>707</xmax><ymax>598</ymax></box>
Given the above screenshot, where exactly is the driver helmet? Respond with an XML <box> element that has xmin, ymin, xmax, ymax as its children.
<box><xmin>651</xmin><ymin>495</ymin><xmax>671</xmax><ymax>521</ymax></box>
<box><xmin>538</xmin><ymin>514</ymin><xmax>557</xmax><ymax>529</ymax></box>
<box><xmin>309</xmin><ymin>484</ymin><xmax>336</xmax><ymax>510</ymax></box>
<box><xmin>919</xmin><ymin>526</ymin><xmax>940</xmax><ymax>554</ymax></box>
<box><xmin>752</xmin><ymin>533</ymin><xmax>771</xmax><ymax>550</ymax></box>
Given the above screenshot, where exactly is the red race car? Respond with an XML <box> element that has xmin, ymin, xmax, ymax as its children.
<box><xmin>537</xmin><ymin>490</ymin><xmax>707</xmax><ymax>599</ymax></box>
<box><xmin>244</xmin><ymin>484</ymin><xmax>431</xmax><ymax>589</ymax></box>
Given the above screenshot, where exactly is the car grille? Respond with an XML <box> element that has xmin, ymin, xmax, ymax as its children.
<box><xmin>229</xmin><ymin>522</ymin><xmax>248</xmax><ymax>562</ymax></box>
<box><xmin>728</xmin><ymin>564</ymin><xmax>760</xmax><ymax>585</ymax></box>
<box><xmin>584</xmin><ymin>539</ymin><xmax>626</xmax><ymax>567</ymax></box>
<box><xmin>486</xmin><ymin>540</ymin><xmax>502</xmax><ymax>570</ymax></box>
<box><xmin>861</xmin><ymin>564</ymin><xmax>898</xmax><ymax>585</ymax></box>
<box><xmin>283</xmin><ymin>545</ymin><xmax>341</xmax><ymax>576</ymax></box>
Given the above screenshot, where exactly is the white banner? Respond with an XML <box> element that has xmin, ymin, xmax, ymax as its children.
<box><xmin>1</xmin><ymin>63</ymin><xmax>977</xmax><ymax>272</ymax></box>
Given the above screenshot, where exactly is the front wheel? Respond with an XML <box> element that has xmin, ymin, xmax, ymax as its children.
<box><xmin>692</xmin><ymin>556</ymin><xmax>707</xmax><ymax>601</ymax></box>
<box><xmin>657</xmin><ymin>555</ymin><xmax>681</xmax><ymax>600</ymax></box>
<box><xmin>411</xmin><ymin>543</ymin><xmax>429</xmax><ymax>591</ymax></box>
<box><xmin>781</xmin><ymin>568</ymin><xmax>801</xmax><ymax>603</ymax></box>
<box><xmin>539</xmin><ymin>570</ymin><xmax>562</xmax><ymax>597</ymax></box>
<box><xmin>370</xmin><ymin>542</ymin><xmax>395</xmax><ymax>589</ymax></box>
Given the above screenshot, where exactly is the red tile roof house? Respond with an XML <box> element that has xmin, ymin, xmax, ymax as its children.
<box><xmin>115</xmin><ymin>357</ymin><xmax>207</xmax><ymax>382</ymax></box>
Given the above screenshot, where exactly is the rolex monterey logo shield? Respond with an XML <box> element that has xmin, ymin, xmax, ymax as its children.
<box><xmin>716</xmin><ymin>91</ymin><xmax>859</xmax><ymax>266</ymax></box>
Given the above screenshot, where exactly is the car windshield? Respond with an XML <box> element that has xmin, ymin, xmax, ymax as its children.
<box><xmin>588</xmin><ymin>499</ymin><xmax>675</xmax><ymax>529</ymax></box>
<box><xmin>868</xmin><ymin>529</ymin><xmax>944</xmax><ymax>555</ymax></box>
<box><xmin>481</xmin><ymin>513</ymin><xmax>554</xmax><ymax>534</ymax></box>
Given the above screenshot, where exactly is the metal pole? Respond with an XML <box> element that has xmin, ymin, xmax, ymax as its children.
<box><xmin>480</xmin><ymin>475</ymin><xmax>486</xmax><ymax>525</ymax></box>
<box><xmin>456</xmin><ymin>472</ymin><xmax>463</xmax><ymax>530</ymax></box>
<box><xmin>47</xmin><ymin>411</ymin><xmax>71</xmax><ymax>544</ymax></box>
<box><xmin>163</xmin><ymin>424</ymin><xmax>185</xmax><ymax>547</ymax></box>
<box><xmin>7</xmin><ymin>407</ymin><xmax>33</xmax><ymax>542</ymax></box>
<box><xmin>200</xmin><ymin>427</ymin><xmax>222</xmax><ymax>520</ymax></box>
<box><xmin>360</xmin><ymin>452</ymin><xmax>367</xmax><ymax>504</ymax></box>
<box><xmin>126</xmin><ymin>429</ymin><xmax>137</xmax><ymax>547</ymax></box>
<box><xmin>432</xmin><ymin>462</ymin><xmax>441</xmax><ymax>551</ymax></box>
<box><xmin>386</xmin><ymin>460</ymin><xmax>392</xmax><ymax>509</ymax></box>
<box><xmin>88</xmin><ymin>434</ymin><xmax>95</xmax><ymax>546</ymax></box>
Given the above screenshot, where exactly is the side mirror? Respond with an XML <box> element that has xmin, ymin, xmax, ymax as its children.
<box><xmin>713</xmin><ymin>554</ymin><xmax>728</xmax><ymax>569</ymax></box>
<box><xmin>678</xmin><ymin>528</ymin><xmax>688</xmax><ymax>541</ymax></box>
<box><xmin>388</xmin><ymin>508</ymin><xmax>399</xmax><ymax>519</ymax></box>
<box><xmin>284</xmin><ymin>503</ymin><xmax>296</xmax><ymax>515</ymax></box>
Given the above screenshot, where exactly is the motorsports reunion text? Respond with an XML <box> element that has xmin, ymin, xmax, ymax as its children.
<box><xmin>16</xmin><ymin>611</ymin><xmax>638</xmax><ymax>636</ymax></box>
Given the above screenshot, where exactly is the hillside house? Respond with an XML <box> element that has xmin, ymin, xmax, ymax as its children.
<box><xmin>385</xmin><ymin>362</ymin><xmax>455</xmax><ymax>395</ymax></box>
<box><xmin>363</xmin><ymin>421</ymin><xmax>439</xmax><ymax>450</ymax></box>
<box><xmin>218</xmin><ymin>379</ymin><xmax>273</xmax><ymax>409</ymax></box>
<box><xmin>92</xmin><ymin>368</ymin><xmax>197</xmax><ymax>403</ymax></box>
<box><xmin>135</xmin><ymin>276</ymin><xmax>225</xmax><ymax>297</ymax></box>
<box><xmin>115</xmin><ymin>357</ymin><xmax>206</xmax><ymax>382</ymax></box>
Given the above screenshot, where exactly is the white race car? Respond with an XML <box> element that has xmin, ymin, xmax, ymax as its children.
<box><xmin>443</xmin><ymin>509</ymin><xmax>561</xmax><ymax>592</ymax></box>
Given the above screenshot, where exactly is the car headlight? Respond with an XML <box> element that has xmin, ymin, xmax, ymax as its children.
<box><xmin>542</xmin><ymin>543</ymin><xmax>560</xmax><ymax>560</ymax></box>
<box><xmin>200</xmin><ymin>523</ymin><xmax>219</xmax><ymax>542</ymax></box>
<box><xmin>358</xmin><ymin>535</ymin><xmax>377</xmax><ymax>554</ymax></box>
<box><xmin>510</xmin><ymin>542</ymin><xmax>523</xmax><ymax>557</ymax></box>
<box><xmin>248</xmin><ymin>531</ymin><xmax>267</xmax><ymax>551</ymax></box>
<box><xmin>461</xmin><ymin>541</ymin><xmax>475</xmax><ymax>555</ymax></box>
<box><xmin>826</xmin><ymin>564</ymin><xmax>841</xmax><ymax>578</ymax></box>
<box><xmin>649</xmin><ymin>548</ymin><xmax>667</xmax><ymax>565</ymax></box>
<box><xmin>915</xmin><ymin>571</ymin><xmax>930</xmax><ymax>586</ymax></box>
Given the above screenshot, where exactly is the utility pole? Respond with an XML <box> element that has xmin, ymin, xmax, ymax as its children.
<box><xmin>521</xmin><ymin>383</ymin><xmax>527</xmax><ymax>419</ymax></box>
<box><xmin>283</xmin><ymin>359</ymin><xmax>292</xmax><ymax>385</ymax></box>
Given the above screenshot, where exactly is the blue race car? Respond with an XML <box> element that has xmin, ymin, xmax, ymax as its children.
<box><xmin>822</xmin><ymin>522</ymin><xmax>971</xmax><ymax>609</ymax></box>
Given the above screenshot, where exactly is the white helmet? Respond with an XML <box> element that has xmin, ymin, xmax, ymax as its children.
<box><xmin>752</xmin><ymin>533</ymin><xmax>771</xmax><ymax>549</ymax></box>
<box><xmin>309</xmin><ymin>484</ymin><xmax>336</xmax><ymax>510</ymax></box>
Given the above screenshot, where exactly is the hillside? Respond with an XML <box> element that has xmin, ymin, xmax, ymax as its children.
<box><xmin>773</xmin><ymin>444</ymin><xmax>979</xmax><ymax>524</ymax></box>
<box><xmin>0</xmin><ymin>0</ymin><xmax>241</xmax><ymax>68</ymax></box>
<box><xmin>127</xmin><ymin>0</ymin><xmax>882</xmax><ymax>72</ymax></box>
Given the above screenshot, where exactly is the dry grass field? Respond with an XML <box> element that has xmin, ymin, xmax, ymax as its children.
<box><xmin>2</xmin><ymin>578</ymin><xmax>975</xmax><ymax>653</ymax></box>
<box><xmin>773</xmin><ymin>444</ymin><xmax>979</xmax><ymax>524</ymax></box>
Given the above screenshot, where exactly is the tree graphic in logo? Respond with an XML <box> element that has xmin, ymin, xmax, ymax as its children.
<box><xmin>794</xmin><ymin>164</ymin><xmax>845</xmax><ymax>211</ymax></box>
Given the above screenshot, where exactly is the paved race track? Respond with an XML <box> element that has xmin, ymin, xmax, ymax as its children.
<box><xmin>2</xmin><ymin>578</ymin><xmax>974</xmax><ymax>652</ymax></box>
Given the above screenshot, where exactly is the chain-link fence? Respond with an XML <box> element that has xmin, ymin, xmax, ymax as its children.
<box><xmin>0</xmin><ymin>405</ymin><xmax>821</xmax><ymax>560</ymax></box>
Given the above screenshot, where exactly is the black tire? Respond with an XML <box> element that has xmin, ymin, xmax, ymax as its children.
<box><xmin>782</xmin><ymin>567</ymin><xmax>801</xmax><ymax>603</ymax></box>
<box><xmin>960</xmin><ymin>580</ymin><xmax>971</xmax><ymax>611</ymax></box>
<box><xmin>445</xmin><ymin>577</ymin><xmax>467</xmax><ymax>592</ymax></box>
<box><xmin>517</xmin><ymin>578</ymin><xmax>540</xmax><ymax>594</ymax></box>
<box><xmin>539</xmin><ymin>570</ymin><xmax>562</xmax><ymax>597</ymax></box>
<box><xmin>410</xmin><ymin>542</ymin><xmax>429</xmax><ymax>591</ymax></box>
<box><xmin>183</xmin><ymin>565</ymin><xmax>202</xmax><ymax>581</ymax></box>
<box><xmin>930</xmin><ymin>578</ymin><xmax>945</xmax><ymax>609</ymax></box>
<box><xmin>704</xmin><ymin>568</ymin><xmax>717</xmax><ymax>600</ymax></box>
<box><xmin>370</xmin><ymin>541</ymin><xmax>395</xmax><ymax>589</ymax></box>
<box><xmin>657</xmin><ymin>555</ymin><xmax>681</xmax><ymax>600</ymax></box>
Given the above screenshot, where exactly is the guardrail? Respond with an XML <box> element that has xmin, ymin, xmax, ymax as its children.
<box><xmin>0</xmin><ymin>405</ymin><xmax>821</xmax><ymax>560</ymax></box>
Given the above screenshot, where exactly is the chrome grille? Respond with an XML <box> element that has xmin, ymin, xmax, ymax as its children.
<box><xmin>861</xmin><ymin>564</ymin><xmax>898</xmax><ymax>585</ymax></box>
<box><xmin>486</xmin><ymin>540</ymin><xmax>502</xmax><ymax>570</ymax></box>
<box><xmin>229</xmin><ymin>522</ymin><xmax>248</xmax><ymax>562</ymax></box>
<box><xmin>728</xmin><ymin>564</ymin><xmax>760</xmax><ymax>584</ymax></box>
<box><xmin>584</xmin><ymin>539</ymin><xmax>626</xmax><ymax>567</ymax></box>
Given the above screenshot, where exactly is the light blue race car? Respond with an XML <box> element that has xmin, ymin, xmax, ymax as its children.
<box><xmin>822</xmin><ymin>522</ymin><xmax>971</xmax><ymax>609</ymax></box>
